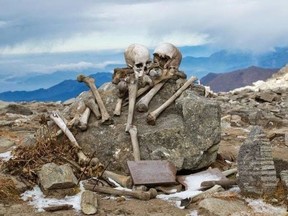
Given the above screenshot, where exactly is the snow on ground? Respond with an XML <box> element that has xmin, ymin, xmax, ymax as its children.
<box><xmin>0</xmin><ymin>150</ymin><xmax>13</xmax><ymax>161</ymax></box>
<box><xmin>157</xmin><ymin>172</ymin><xmax>222</xmax><ymax>201</ymax></box>
<box><xmin>21</xmin><ymin>182</ymin><xmax>85</xmax><ymax>212</ymax></box>
<box><xmin>246</xmin><ymin>198</ymin><xmax>287</xmax><ymax>216</ymax></box>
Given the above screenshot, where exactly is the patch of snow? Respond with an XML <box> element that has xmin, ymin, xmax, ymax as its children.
<box><xmin>246</xmin><ymin>198</ymin><xmax>287</xmax><ymax>216</ymax></box>
<box><xmin>0</xmin><ymin>151</ymin><xmax>13</xmax><ymax>161</ymax></box>
<box><xmin>188</xmin><ymin>210</ymin><xmax>199</xmax><ymax>216</ymax></box>
<box><xmin>157</xmin><ymin>172</ymin><xmax>221</xmax><ymax>201</ymax></box>
<box><xmin>21</xmin><ymin>181</ymin><xmax>85</xmax><ymax>212</ymax></box>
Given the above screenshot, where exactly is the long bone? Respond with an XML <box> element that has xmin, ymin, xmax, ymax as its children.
<box><xmin>84</xmin><ymin>96</ymin><xmax>101</xmax><ymax>120</ymax></box>
<box><xmin>77</xmin><ymin>75</ymin><xmax>111</xmax><ymax>124</ymax></box>
<box><xmin>113</xmin><ymin>98</ymin><xmax>123</xmax><ymax>116</ymax></box>
<box><xmin>114</xmin><ymin>80</ymin><xmax>128</xmax><ymax>116</ymax></box>
<box><xmin>49</xmin><ymin>111</ymin><xmax>99</xmax><ymax>165</ymax></box>
<box><xmin>136</xmin><ymin>81</ymin><xmax>166</xmax><ymax>112</ymax></box>
<box><xmin>67</xmin><ymin>100</ymin><xmax>86</xmax><ymax>128</ymax></box>
<box><xmin>128</xmin><ymin>126</ymin><xmax>140</xmax><ymax>161</ymax></box>
<box><xmin>147</xmin><ymin>76</ymin><xmax>197</xmax><ymax>125</ymax></box>
<box><xmin>50</xmin><ymin>111</ymin><xmax>81</xmax><ymax>150</ymax></box>
<box><xmin>125</xmin><ymin>75</ymin><xmax>138</xmax><ymax>132</ymax></box>
<box><xmin>84</xmin><ymin>183</ymin><xmax>157</xmax><ymax>201</ymax></box>
<box><xmin>78</xmin><ymin>107</ymin><xmax>91</xmax><ymax>131</ymax></box>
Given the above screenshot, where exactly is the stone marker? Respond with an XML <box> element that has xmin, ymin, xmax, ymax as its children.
<box><xmin>237</xmin><ymin>126</ymin><xmax>278</xmax><ymax>197</ymax></box>
<box><xmin>38</xmin><ymin>163</ymin><xmax>77</xmax><ymax>191</ymax></box>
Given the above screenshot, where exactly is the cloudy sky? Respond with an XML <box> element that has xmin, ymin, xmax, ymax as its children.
<box><xmin>1</xmin><ymin>0</ymin><xmax>288</xmax><ymax>55</ymax></box>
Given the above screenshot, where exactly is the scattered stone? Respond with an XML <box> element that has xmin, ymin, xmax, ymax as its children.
<box><xmin>0</xmin><ymin>137</ymin><xmax>15</xmax><ymax>153</ymax></box>
<box><xmin>81</xmin><ymin>190</ymin><xmax>99</xmax><ymax>215</ymax></box>
<box><xmin>1</xmin><ymin>104</ymin><xmax>33</xmax><ymax>116</ymax></box>
<box><xmin>237</xmin><ymin>126</ymin><xmax>278</xmax><ymax>197</ymax></box>
<box><xmin>19</xmin><ymin>134</ymin><xmax>36</xmax><ymax>148</ymax></box>
<box><xmin>255</xmin><ymin>91</ymin><xmax>278</xmax><ymax>103</ymax></box>
<box><xmin>198</xmin><ymin>197</ymin><xmax>250</xmax><ymax>216</ymax></box>
<box><xmin>37</xmin><ymin>163</ymin><xmax>77</xmax><ymax>191</ymax></box>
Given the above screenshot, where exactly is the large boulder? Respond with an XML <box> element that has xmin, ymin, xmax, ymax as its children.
<box><xmin>72</xmin><ymin>81</ymin><xmax>221</xmax><ymax>173</ymax></box>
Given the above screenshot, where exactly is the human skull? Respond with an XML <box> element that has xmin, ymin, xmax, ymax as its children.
<box><xmin>124</xmin><ymin>44</ymin><xmax>151</xmax><ymax>78</ymax></box>
<box><xmin>153</xmin><ymin>43</ymin><xmax>182</xmax><ymax>70</ymax></box>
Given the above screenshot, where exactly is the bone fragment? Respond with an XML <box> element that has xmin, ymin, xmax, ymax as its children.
<box><xmin>67</xmin><ymin>100</ymin><xmax>86</xmax><ymax>128</ymax></box>
<box><xmin>113</xmin><ymin>98</ymin><xmax>123</xmax><ymax>116</ymax></box>
<box><xmin>78</xmin><ymin>107</ymin><xmax>91</xmax><ymax>131</ymax></box>
<box><xmin>189</xmin><ymin>185</ymin><xmax>224</xmax><ymax>204</ymax></box>
<box><xmin>83</xmin><ymin>183</ymin><xmax>157</xmax><ymax>201</ymax></box>
<box><xmin>84</xmin><ymin>97</ymin><xmax>101</xmax><ymax>120</ymax></box>
<box><xmin>222</xmin><ymin>168</ymin><xmax>237</xmax><ymax>177</ymax></box>
<box><xmin>81</xmin><ymin>190</ymin><xmax>98</xmax><ymax>215</ymax></box>
<box><xmin>77</xmin><ymin>150</ymin><xmax>99</xmax><ymax>166</ymax></box>
<box><xmin>136</xmin><ymin>82</ymin><xmax>165</xmax><ymax>112</ymax></box>
<box><xmin>125</xmin><ymin>78</ymin><xmax>138</xmax><ymax>132</ymax></box>
<box><xmin>147</xmin><ymin>76</ymin><xmax>197</xmax><ymax>125</ymax></box>
<box><xmin>77</xmin><ymin>75</ymin><xmax>111</xmax><ymax>124</ymax></box>
<box><xmin>49</xmin><ymin>111</ymin><xmax>81</xmax><ymax>150</ymax></box>
<box><xmin>128</xmin><ymin>126</ymin><xmax>140</xmax><ymax>161</ymax></box>
<box><xmin>201</xmin><ymin>179</ymin><xmax>237</xmax><ymax>189</ymax></box>
<box><xmin>103</xmin><ymin>171</ymin><xmax>133</xmax><ymax>188</ymax></box>
<box><xmin>43</xmin><ymin>204</ymin><xmax>73</xmax><ymax>212</ymax></box>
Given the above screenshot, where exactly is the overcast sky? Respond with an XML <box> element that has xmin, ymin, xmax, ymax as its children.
<box><xmin>1</xmin><ymin>0</ymin><xmax>288</xmax><ymax>55</ymax></box>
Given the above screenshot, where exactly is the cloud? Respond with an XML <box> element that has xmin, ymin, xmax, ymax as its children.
<box><xmin>0</xmin><ymin>0</ymin><xmax>288</xmax><ymax>54</ymax></box>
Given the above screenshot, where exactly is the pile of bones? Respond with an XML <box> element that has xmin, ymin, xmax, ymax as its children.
<box><xmin>46</xmin><ymin>43</ymin><xmax>198</xmax><ymax>198</ymax></box>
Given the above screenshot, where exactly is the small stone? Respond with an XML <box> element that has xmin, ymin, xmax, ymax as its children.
<box><xmin>0</xmin><ymin>138</ymin><xmax>15</xmax><ymax>153</ymax></box>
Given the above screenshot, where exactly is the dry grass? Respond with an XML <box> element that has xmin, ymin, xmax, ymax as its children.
<box><xmin>0</xmin><ymin>178</ymin><xmax>21</xmax><ymax>204</ymax></box>
<box><xmin>2</xmin><ymin>125</ymin><xmax>80</xmax><ymax>184</ymax></box>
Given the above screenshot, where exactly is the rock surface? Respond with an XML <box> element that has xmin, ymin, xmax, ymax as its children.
<box><xmin>38</xmin><ymin>163</ymin><xmax>77</xmax><ymax>191</ymax></box>
<box><xmin>72</xmin><ymin>81</ymin><xmax>221</xmax><ymax>172</ymax></box>
<box><xmin>237</xmin><ymin>126</ymin><xmax>278</xmax><ymax>197</ymax></box>
<box><xmin>198</xmin><ymin>197</ymin><xmax>250</xmax><ymax>216</ymax></box>
<box><xmin>0</xmin><ymin>137</ymin><xmax>15</xmax><ymax>153</ymax></box>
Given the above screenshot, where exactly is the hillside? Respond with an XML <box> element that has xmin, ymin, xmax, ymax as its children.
<box><xmin>0</xmin><ymin>72</ymin><xmax>112</xmax><ymax>102</ymax></box>
<box><xmin>200</xmin><ymin>66</ymin><xmax>279</xmax><ymax>92</ymax></box>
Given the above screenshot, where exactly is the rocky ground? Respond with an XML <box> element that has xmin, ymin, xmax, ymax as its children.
<box><xmin>0</xmin><ymin>66</ymin><xmax>288</xmax><ymax>216</ymax></box>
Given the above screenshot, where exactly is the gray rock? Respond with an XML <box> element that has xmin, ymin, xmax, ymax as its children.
<box><xmin>38</xmin><ymin>163</ymin><xmax>77</xmax><ymax>191</ymax></box>
<box><xmin>198</xmin><ymin>197</ymin><xmax>250</xmax><ymax>216</ymax></box>
<box><xmin>280</xmin><ymin>170</ymin><xmax>288</xmax><ymax>201</ymax></box>
<box><xmin>75</xmin><ymin>82</ymin><xmax>221</xmax><ymax>172</ymax></box>
<box><xmin>0</xmin><ymin>137</ymin><xmax>15</xmax><ymax>153</ymax></box>
<box><xmin>255</xmin><ymin>91</ymin><xmax>278</xmax><ymax>103</ymax></box>
<box><xmin>237</xmin><ymin>126</ymin><xmax>278</xmax><ymax>197</ymax></box>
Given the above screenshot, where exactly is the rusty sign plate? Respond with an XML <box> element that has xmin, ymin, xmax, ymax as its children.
<box><xmin>127</xmin><ymin>160</ymin><xmax>177</xmax><ymax>186</ymax></box>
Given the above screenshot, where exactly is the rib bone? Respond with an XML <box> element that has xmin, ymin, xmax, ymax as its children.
<box><xmin>128</xmin><ymin>126</ymin><xmax>140</xmax><ymax>161</ymax></box>
<box><xmin>147</xmin><ymin>76</ymin><xmax>197</xmax><ymax>125</ymax></box>
<box><xmin>136</xmin><ymin>81</ymin><xmax>165</xmax><ymax>112</ymax></box>
<box><xmin>125</xmin><ymin>77</ymin><xmax>138</xmax><ymax>132</ymax></box>
<box><xmin>50</xmin><ymin>111</ymin><xmax>81</xmax><ymax>150</ymax></box>
<box><xmin>84</xmin><ymin>97</ymin><xmax>101</xmax><ymax>120</ymax></box>
<box><xmin>77</xmin><ymin>75</ymin><xmax>111</xmax><ymax>124</ymax></box>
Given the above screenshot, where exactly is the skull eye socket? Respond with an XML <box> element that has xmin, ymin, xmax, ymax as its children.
<box><xmin>135</xmin><ymin>63</ymin><xmax>143</xmax><ymax>68</ymax></box>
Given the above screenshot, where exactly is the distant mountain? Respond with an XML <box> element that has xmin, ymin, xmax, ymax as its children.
<box><xmin>182</xmin><ymin>47</ymin><xmax>288</xmax><ymax>78</ymax></box>
<box><xmin>201</xmin><ymin>66</ymin><xmax>279</xmax><ymax>92</ymax></box>
<box><xmin>0</xmin><ymin>72</ymin><xmax>112</xmax><ymax>102</ymax></box>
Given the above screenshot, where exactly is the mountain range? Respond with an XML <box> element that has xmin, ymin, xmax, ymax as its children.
<box><xmin>200</xmin><ymin>66</ymin><xmax>279</xmax><ymax>92</ymax></box>
<box><xmin>0</xmin><ymin>73</ymin><xmax>112</xmax><ymax>102</ymax></box>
